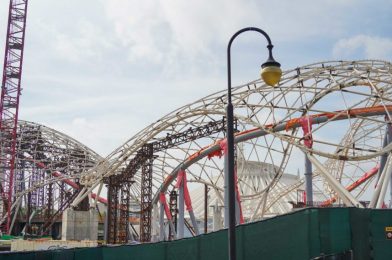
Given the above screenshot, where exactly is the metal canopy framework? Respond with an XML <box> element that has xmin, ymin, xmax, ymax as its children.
<box><xmin>72</xmin><ymin>60</ymin><xmax>392</xmax><ymax>243</ymax></box>
<box><xmin>1</xmin><ymin>60</ymin><xmax>391</xmax><ymax>242</ymax></box>
<box><xmin>0</xmin><ymin>120</ymin><xmax>101</xmax><ymax>235</ymax></box>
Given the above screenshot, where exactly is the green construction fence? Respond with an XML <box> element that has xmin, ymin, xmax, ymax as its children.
<box><xmin>0</xmin><ymin>207</ymin><xmax>391</xmax><ymax>260</ymax></box>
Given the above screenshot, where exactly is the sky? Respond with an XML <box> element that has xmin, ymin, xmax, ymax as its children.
<box><xmin>1</xmin><ymin>0</ymin><xmax>392</xmax><ymax>156</ymax></box>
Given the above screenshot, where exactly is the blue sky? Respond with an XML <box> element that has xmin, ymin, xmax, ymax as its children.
<box><xmin>1</xmin><ymin>0</ymin><xmax>392</xmax><ymax>155</ymax></box>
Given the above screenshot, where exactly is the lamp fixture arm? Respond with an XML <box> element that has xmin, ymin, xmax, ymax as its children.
<box><xmin>227</xmin><ymin>27</ymin><xmax>276</xmax><ymax>100</ymax></box>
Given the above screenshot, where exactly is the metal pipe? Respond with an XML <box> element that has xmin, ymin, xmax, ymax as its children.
<box><xmin>189</xmin><ymin>210</ymin><xmax>200</xmax><ymax>236</ymax></box>
<box><xmin>168</xmin><ymin>220</ymin><xmax>177</xmax><ymax>238</ymax></box>
<box><xmin>370</xmin><ymin>155</ymin><xmax>392</xmax><ymax>208</ymax></box>
<box><xmin>377</xmin><ymin>165</ymin><xmax>392</xmax><ymax>208</ymax></box>
<box><xmin>93</xmin><ymin>182</ymin><xmax>103</xmax><ymax>209</ymax></box>
<box><xmin>9</xmin><ymin>198</ymin><xmax>22</xmax><ymax>234</ymax></box>
<box><xmin>224</xmin><ymin>151</ymin><xmax>229</xmax><ymax>228</ymax></box>
<box><xmin>377</xmin><ymin>128</ymin><xmax>389</xmax><ymax>181</ymax></box>
<box><xmin>304</xmin><ymin>154</ymin><xmax>313</xmax><ymax>206</ymax></box>
<box><xmin>177</xmin><ymin>181</ymin><xmax>184</xmax><ymax>239</ymax></box>
<box><xmin>306</xmin><ymin>153</ymin><xmax>363</xmax><ymax>208</ymax></box>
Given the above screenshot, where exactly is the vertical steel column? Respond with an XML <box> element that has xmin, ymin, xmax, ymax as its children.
<box><xmin>139</xmin><ymin>144</ymin><xmax>154</xmax><ymax>242</ymax></box>
<box><xmin>107</xmin><ymin>177</ymin><xmax>119</xmax><ymax>244</ymax></box>
<box><xmin>118</xmin><ymin>182</ymin><xmax>130</xmax><ymax>243</ymax></box>
<box><xmin>25</xmin><ymin>190</ymin><xmax>32</xmax><ymax>234</ymax></box>
<box><xmin>169</xmin><ymin>190</ymin><xmax>177</xmax><ymax>240</ymax></box>
<box><xmin>45</xmin><ymin>183</ymin><xmax>53</xmax><ymax>235</ymax></box>
<box><xmin>304</xmin><ymin>154</ymin><xmax>313</xmax><ymax>206</ymax></box>
<box><xmin>177</xmin><ymin>178</ymin><xmax>184</xmax><ymax>239</ymax></box>
<box><xmin>0</xmin><ymin>0</ymin><xmax>29</xmax><ymax>234</ymax></box>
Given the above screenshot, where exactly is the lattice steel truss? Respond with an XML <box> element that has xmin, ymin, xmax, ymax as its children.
<box><xmin>0</xmin><ymin>120</ymin><xmax>101</xmax><ymax>235</ymax></box>
<box><xmin>71</xmin><ymin>60</ymin><xmax>391</xmax><ymax>243</ymax></box>
<box><xmin>0</xmin><ymin>0</ymin><xmax>29</xmax><ymax>233</ymax></box>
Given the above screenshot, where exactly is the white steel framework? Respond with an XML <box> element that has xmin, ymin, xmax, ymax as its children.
<box><xmin>72</xmin><ymin>60</ymin><xmax>392</xmax><ymax>233</ymax></box>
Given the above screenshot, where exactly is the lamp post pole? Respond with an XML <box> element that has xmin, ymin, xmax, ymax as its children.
<box><xmin>226</xmin><ymin>27</ymin><xmax>281</xmax><ymax>260</ymax></box>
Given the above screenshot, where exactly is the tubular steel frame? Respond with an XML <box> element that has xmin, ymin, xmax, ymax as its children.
<box><xmin>74</xmin><ymin>60</ymin><xmax>392</xmax><ymax>244</ymax></box>
<box><xmin>1</xmin><ymin>59</ymin><xmax>390</xmax><ymax>243</ymax></box>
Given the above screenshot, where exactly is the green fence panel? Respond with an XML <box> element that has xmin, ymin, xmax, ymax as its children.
<box><xmin>51</xmin><ymin>249</ymin><xmax>75</xmax><ymax>260</ymax></box>
<box><xmin>166</xmin><ymin>236</ymin><xmax>200</xmax><ymax>260</ymax></box>
<box><xmin>318</xmin><ymin>208</ymin><xmax>351</xmax><ymax>255</ymax></box>
<box><xmin>307</xmin><ymin>208</ymin><xmax>321</xmax><ymax>258</ymax></box>
<box><xmin>102</xmin><ymin>245</ymin><xmax>131</xmax><ymax>260</ymax></box>
<box><xmin>199</xmin><ymin>229</ymin><xmax>227</xmax><ymax>260</ymax></box>
<box><xmin>33</xmin><ymin>250</ymin><xmax>54</xmax><ymax>260</ymax></box>
<box><xmin>369</xmin><ymin>209</ymin><xmax>392</xmax><ymax>260</ymax></box>
<box><xmin>1</xmin><ymin>208</ymin><xmax>391</xmax><ymax>260</ymax></box>
<box><xmin>74</xmin><ymin>247</ymin><xmax>102</xmax><ymax>260</ymax></box>
<box><xmin>349</xmin><ymin>207</ymin><xmax>371</xmax><ymax>260</ymax></box>
<box><xmin>236</xmin><ymin>225</ymin><xmax>245</xmax><ymax>260</ymax></box>
<box><xmin>0</xmin><ymin>251</ymin><xmax>36</xmax><ymax>260</ymax></box>
<box><xmin>128</xmin><ymin>242</ymin><xmax>166</xmax><ymax>260</ymax></box>
<box><xmin>242</xmin><ymin>209</ymin><xmax>317</xmax><ymax>260</ymax></box>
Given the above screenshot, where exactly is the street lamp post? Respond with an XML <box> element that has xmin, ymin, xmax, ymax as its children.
<box><xmin>226</xmin><ymin>27</ymin><xmax>281</xmax><ymax>260</ymax></box>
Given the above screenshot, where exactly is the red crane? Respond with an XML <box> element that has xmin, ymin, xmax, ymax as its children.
<box><xmin>0</xmin><ymin>0</ymin><xmax>28</xmax><ymax>234</ymax></box>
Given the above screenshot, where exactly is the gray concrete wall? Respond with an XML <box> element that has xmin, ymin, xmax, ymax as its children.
<box><xmin>62</xmin><ymin>208</ymin><xmax>98</xmax><ymax>241</ymax></box>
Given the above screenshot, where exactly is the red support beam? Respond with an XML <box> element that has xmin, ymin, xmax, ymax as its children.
<box><xmin>321</xmin><ymin>165</ymin><xmax>379</xmax><ymax>206</ymax></box>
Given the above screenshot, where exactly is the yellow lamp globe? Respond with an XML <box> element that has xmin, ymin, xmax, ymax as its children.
<box><xmin>260</xmin><ymin>61</ymin><xmax>282</xmax><ymax>87</ymax></box>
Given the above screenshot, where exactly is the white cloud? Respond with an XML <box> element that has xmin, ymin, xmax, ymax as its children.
<box><xmin>51</xmin><ymin>20</ymin><xmax>114</xmax><ymax>63</ymax></box>
<box><xmin>48</xmin><ymin>116</ymin><xmax>132</xmax><ymax>156</ymax></box>
<box><xmin>1</xmin><ymin>0</ymin><xmax>391</xmax><ymax>156</ymax></box>
<box><xmin>333</xmin><ymin>35</ymin><xmax>392</xmax><ymax>59</ymax></box>
<box><xmin>100</xmin><ymin>0</ymin><xmax>374</xmax><ymax>78</ymax></box>
<box><xmin>101</xmin><ymin>0</ymin><xmax>259</xmax><ymax>72</ymax></box>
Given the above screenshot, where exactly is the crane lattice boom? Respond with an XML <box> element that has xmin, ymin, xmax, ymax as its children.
<box><xmin>0</xmin><ymin>0</ymin><xmax>28</xmax><ymax>234</ymax></box>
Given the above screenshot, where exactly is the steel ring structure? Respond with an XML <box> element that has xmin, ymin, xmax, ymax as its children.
<box><xmin>0</xmin><ymin>120</ymin><xmax>102</xmax><ymax>236</ymax></box>
<box><xmin>70</xmin><ymin>59</ymin><xmax>392</xmax><ymax>243</ymax></box>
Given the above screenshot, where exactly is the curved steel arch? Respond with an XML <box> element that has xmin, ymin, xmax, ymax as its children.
<box><xmin>72</xmin><ymin>60</ymin><xmax>392</xmax><ymax>240</ymax></box>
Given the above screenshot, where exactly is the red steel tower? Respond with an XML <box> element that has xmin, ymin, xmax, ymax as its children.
<box><xmin>0</xmin><ymin>0</ymin><xmax>28</xmax><ymax>234</ymax></box>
